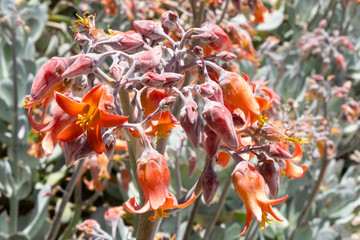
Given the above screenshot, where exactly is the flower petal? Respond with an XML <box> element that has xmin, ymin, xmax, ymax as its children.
<box><xmin>83</xmin><ymin>84</ymin><xmax>103</xmax><ymax>107</ymax></box>
<box><xmin>56</xmin><ymin>93</ymin><xmax>85</xmax><ymax>116</ymax></box>
<box><xmin>239</xmin><ymin>210</ymin><xmax>253</xmax><ymax>236</ymax></box>
<box><xmin>99</xmin><ymin>110</ymin><xmax>129</xmax><ymax>127</ymax></box>
<box><xmin>58</xmin><ymin>121</ymin><xmax>84</xmax><ymax>142</ymax></box>
<box><xmin>124</xmin><ymin>197</ymin><xmax>151</xmax><ymax>213</ymax></box>
<box><xmin>87</xmin><ymin>124</ymin><xmax>105</xmax><ymax>154</ymax></box>
<box><xmin>284</xmin><ymin>160</ymin><xmax>307</xmax><ymax>178</ymax></box>
<box><xmin>291</xmin><ymin>143</ymin><xmax>303</xmax><ymax>163</ymax></box>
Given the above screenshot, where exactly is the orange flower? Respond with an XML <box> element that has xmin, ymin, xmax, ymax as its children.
<box><xmin>219</xmin><ymin>71</ymin><xmax>263</xmax><ymax>125</ymax></box>
<box><xmin>55</xmin><ymin>84</ymin><xmax>128</xmax><ymax>154</ymax></box>
<box><xmin>279</xmin><ymin>142</ymin><xmax>307</xmax><ymax>179</ymax></box>
<box><xmin>124</xmin><ymin>148</ymin><xmax>196</xmax><ymax>221</ymax></box>
<box><xmin>232</xmin><ymin>162</ymin><xmax>288</xmax><ymax>236</ymax></box>
<box><xmin>144</xmin><ymin>111</ymin><xmax>179</xmax><ymax>140</ymax></box>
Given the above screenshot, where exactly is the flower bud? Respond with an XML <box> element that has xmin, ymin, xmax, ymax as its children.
<box><xmin>202</xmin><ymin>100</ymin><xmax>239</xmax><ymax>149</ymax></box>
<box><xmin>74</xmin><ymin>32</ymin><xmax>90</xmax><ymax>46</ymax></box>
<box><xmin>162</xmin><ymin>11</ymin><xmax>179</xmax><ymax>30</ymax></box>
<box><xmin>258</xmin><ymin>160</ymin><xmax>280</xmax><ymax>198</ymax></box>
<box><xmin>141</xmin><ymin>72</ymin><xmax>166</xmax><ymax>87</ymax></box>
<box><xmin>200</xmin><ymin>159</ymin><xmax>219</xmax><ymax>206</ymax></box>
<box><xmin>193</xmin><ymin>46</ymin><xmax>204</xmax><ymax>57</ymax></box>
<box><xmin>180</xmin><ymin>98</ymin><xmax>201</xmax><ymax>148</ymax></box>
<box><xmin>94</xmin><ymin>31</ymin><xmax>145</xmax><ymax>52</ymax></box>
<box><xmin>25</xmin><ymin>57</ymin><xmax>73</xmax><ymax>106</ymax></box>
<box><xmin>161</xmin><ymin>72</ymin><xmax>184</xmax><ymax>88</ymax></box>
<box><xmin>196</xmin><ymin>23</ymin><xmax>232</xmax><ymax>52</ymax></box>
<box><xmin>134</xmin><ymin>46</ymin><xmax>162</xmax><ymax>73</ymax></box>
<box><xmin>133</xmin><ymin>20</ymin><xmax>166</xmax><ymax>40</ymax></box>
<box><xmin>216</xmin><ymin>51</ymin><xmax>237</xmax><ymax>62</ymax></box>
<box><xmin>61</xmin><ymin>53</ymin><xmax>104</xmax><ymax>79</ymax></box>
<box><xmin>203</xmin><ymin>125</ymin><xmax>221</xmax><ymax>159</ymax></box>
<box><xmin>159</xmin><ymin>96</ymin><xmax>176</xmax><ymax>111</ymax></box>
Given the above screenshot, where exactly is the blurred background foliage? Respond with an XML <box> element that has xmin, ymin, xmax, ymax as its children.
<box><xmin>0</xmin><ymin>0</ymin><xmax>359</xmax><ymax>239</ymax></box>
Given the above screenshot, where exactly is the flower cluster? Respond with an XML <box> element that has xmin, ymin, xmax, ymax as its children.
<box><xmin>25</xmin><ymin>9</ymin><xmax>310</xmax><ymax>236</ymax></box>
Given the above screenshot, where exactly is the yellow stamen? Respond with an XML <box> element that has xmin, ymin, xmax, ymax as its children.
<box><xmin>260</xmin><ymin>212</ymin><xmax>273</xmax><ymax>231</ymax></box>
<box><xmin>148</xmin><ymin>209</ymin><xmax>169</xmax><ymax>222</ymax></box>
<box><xmin>257</xmin><ymin>114</ymin><xmax>268</xmax><ymax>127</ymax></box>
<box><xmin>76</xmin><ymin>107</ymin><xmax>97</xmax><ymax>131</ymax></box>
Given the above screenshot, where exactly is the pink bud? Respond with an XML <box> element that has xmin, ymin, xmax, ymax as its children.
<box><xmin>27</xmin><ymin>57</ymin><xmax>73</xmax><ymax>103</ymax></box>
<box><xmin>202</xmin><ymin>100</ymin><xmax>239</xmax><ymax>149</ymax></box>
<box><xmin>162</xmin><ymin>11</ymin><xmax>179</xmax><ymax>30</ymax></box>
<box><xmin>74</xmin><ymin>32</ymin><xmax>90</xmax><ymax>46</ymax></box>
<box><xmin>159</xmin><ymin>96</ymin><xmax>176</xmax><ymax>111</ymax></box>
<box><xmin>200</xmin><ymin>159</ymin><xmax>219</xmax><ymax>206</ymax></box>
<box><xmin>193</xmin><ymin>46</ymin><xmax>204</xmax><ymax>56</ymax></box>
<box><xmin>180</xmin><ymin>98</ymin><xmax>201</xmax><ymax>148</ymax></box>
<box><xmin>141</xmin><ymin>72</ymin><xmax>166</xmax><ymax>87</ymax></box>
<box><xmin>134</xmin><ymin>46</ymin><xmax>162</xmax><ymax>73</ymax></box>
<box><xmin>196</xmin><ymin>81</ymin><xmax>223</xmax><ymax>103</ymax></box>
<box><xmin>161</xmin><ymin>72</ymin><xmax>184</xmax><ymax>88</ymax></box>
<box><xmin>61</xmin><ymin>53</ymin><xmax>105</xmax><ymax>79</ymax></box>
<box><xmin>216</xmin><ymin>51</ymin><xmax>237</xmax><ymax>62</ymax></box>
<box><xmin>203</xmin><ymin>125</ymin><xmax>221</xmax><ymax>159</ymax></box>
<box><xmin>94</xmin><ymin>31</ymin><xmax>145</xmax><ymax>52</ymax></box>
<box><xmin>133</xmin><ymin>20</ymin><xmax>166</xmax><ymax>40</ymax></box>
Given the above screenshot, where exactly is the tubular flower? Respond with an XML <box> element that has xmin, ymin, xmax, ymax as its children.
<box><xmin>24</xmin><ymin>57</ymin><xmax>74</xmax><ymax>108</ymax></box>
<box><xmin>279</xmin><ymin>142</ymin><xmax>307</xmax><ymax>179</ymax></box>
<box><xmin>55</xmin><ymin>84</ymin><xmax>129</xmax><ymax>154</ymax></box>
<box><xmin>232</xmin><ymin>162</ymin><xmax>288</xmax><ymax>236</ymax></box>
<box><xmin>124</xmin><ymin>148</ymin><xmax>196</xmax><ymax>221</ymax></box>
<box><xmin>219</xmin><ymin>71</ymin><xmax>263</xmax><ymax>125</ymax></box>
<box><xmin>144</xmin><ymin>111</ymin><xmax>179</xmax><ymax>140</ymax></box>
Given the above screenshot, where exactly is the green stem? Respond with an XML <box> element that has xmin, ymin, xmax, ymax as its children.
<box><xmin>183</xmin><ymin>196</ymin><xmax>202</xmax><ymax>240</ymax></box>
<box><xmin>9</xmin><ymin>13</ymin><xmax>19</xmax><ymax>234</ymax></box>
<box><xmin>60</xmin><ymin>184</ymin><xmax>82</xmax><ymax>240</ymax></box>
<box><xmin>46</xmin><ymin>159</ymin><xmax>85</xmax><ymax>240</ymax></box>
<box><xmin>203</xmin><ymin>174</ymin><xmax>232</xmax><ymax>240</ymax></box>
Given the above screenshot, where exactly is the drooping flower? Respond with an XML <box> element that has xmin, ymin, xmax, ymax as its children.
<box><xmin>279</xmin><ymin>142</ymin><xmax>307</xmax><ymax>179</ymax></box>
<box><xmin>124</xmin><ymin>148</ymin><xmax>196</xmax><ymax>221</ymax></box>
<box><xmin>24</xmin><ymin>57</ymin><xmax>74</xmax><ymax>109</ymax></box>
<box><xmin>55</xmin><ymin>84</ymin><xmax>128</xmax><ymax>154</ymax></box>
<box><xmin>218</xmin><ymin>71</ymin><xmax>264</xmax><ymax>126</ymax></box>
<box><xmin>232</xmin><ymin>162</ymin><xmax>288</xmax><ymax>236</ymax></box>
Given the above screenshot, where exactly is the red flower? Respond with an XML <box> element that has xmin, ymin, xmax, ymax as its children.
<box><xmin>55</xmin><ymin>84</ymin><xmax>128</xmax><ymax>154</ymax></box>
<box><xmin>232</xmin><ymin>162</ymin><xmax>288</xmax><ymax>236</ymax></box>
<box><xmin>124</xmin><ymin>148</ymin><xmax>196</xmax><ymax>221</ymax></box>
